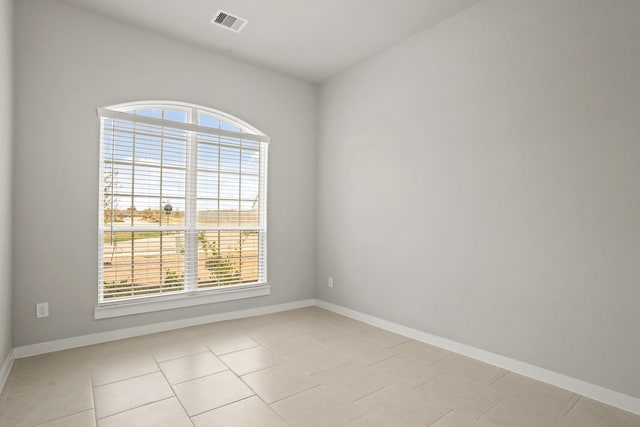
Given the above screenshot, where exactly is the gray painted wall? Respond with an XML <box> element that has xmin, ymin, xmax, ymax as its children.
<box><xmin>13</xmin><ymin>0</ymin><xmax>316</xmax><ymax>346</ymax></box>
<box><xmin>317</xmin><ymin>0</ymin><xmax>640</xmax><ymax>398</ymax></box>
<box><xmin>0</xmin><ymin>0</ymin><xmax>13</xmax><ymax>365</ymax></box>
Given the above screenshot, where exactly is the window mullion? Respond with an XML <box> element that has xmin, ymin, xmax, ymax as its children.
<box><xmin>130</xmin><ymin>121</ymin><xmax>136</xmax><ymax>285</ymax></box>
<box><xmin>259</xmin><ymin>143</ymin><xmax>267</xmax><ymax>283</ymax></box>
<box><xmin>184</xmin><ymin>108</ymin><xmax>199</xmax><ymax>291</ymax></box>
<box><xmin>159</xmin><ymin>110</ymin><xmax>165</xmax><ymax>293</ymax></box>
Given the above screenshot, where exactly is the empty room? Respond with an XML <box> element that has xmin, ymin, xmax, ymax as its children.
<box><xmin>0</xmin><ymin>0</ymin><xmax>639</xmax><ymax>426</ymax></box>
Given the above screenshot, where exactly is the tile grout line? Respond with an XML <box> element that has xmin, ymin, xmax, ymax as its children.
<box><xmin>431</xmin><ymin>352</ymin><xmax>455</xmax><ymax>368</ymax></box>
<box><xmin>363</xmin><ymin>352</ymin><xmax>400</xmax><ymax>367</ymax></box>
<box><xmin>412</xmin><ymin>371</ymin><xmax>447</xmax><ymax>390</ymax></box>
<box><xmin>386</xmin><ymin>339</ymin><xmax>409</xmax><ymax>350</ymax></box>
<box><xmin>4</xmin><ymin>377</ymin><xmax>96</xmax><ymax>426</ymax></box>
<box><xmin>169</xmin><ymin>367</ymin><xmax>230</xmax><ymax>387</ymax></box>
<box><xmin>487</xmin><ymin>370</ymin><xmax>509</xmax><ymax>386</ymax></box>
<box><xmin>562</xmin><ymin>395</ymin><xmax>582</xmax><ymax>418</ymax></box>
<box><xmin>204</xmin><ymin>342</ymin><xmax>262</xmax><ymax>358</ymax></box>
<box><xmin>179</xmin><ymin>344</ymin><xmax>291</xmax><ymax>424</ymax></box>
<box><xmin>330</xmin><ymin>336</ymin><xmax>372</xmax><ymax>351</ymax></box>
<box><xmin>366</xmin><ymin>353</ymin><xmax>404</xmax><ymax>368</ymax></box>
<box><xmin>31</xmin><ymin>408</ymin><xmax>95</xmax><ymax>427</ymax></box>
<box><xmin>96</xmin><ymin>396</ymin><xmax>177</xmax><ymax>422</ymax></box>
<box><xmin>426</xmin><ymin>408</ymin><xmax>455</xmax><ymax>427</ymax></box>
<box><xmin>90</xmin><ymin>377</ymin><xmax>97</xmax><ymax>426</ymax></box>
<box><xmin>352</xmin><ymin>382</ymin><xmax>395</xmax><ymax>404</ymax></box>
<box><xmin>339</xmin><ymin>412</ymin><xmax>367</xmax><ymax>427</ymax></box>
<box><xmin>189</xmin><ymin>346</ymin><xmax>262</xmax><ymax>418</ymax></box>
<box><xmin>154</xmin><ymin>357</ymin><xmax>196</xmax><ymax>427</ymax></box>
<box><xmin>228</xmin><ymin>359</ymin><xmax>285</xmax><ymax>377</ymax></box>
<box><xmin>234</xmin><ymin>371</ymin><xmax>295</xmax><ymax>426</ymax></box>
<box><xmin>153</xmin><ymin>348</ymin><xmax>211</xmax><ymax>364</ymax></box>
<box><xmin>8</xmin><ymin>374</ymin><xmax>93</xmax><ymax>400</ymax></box>
<box><xmin>92</xmin><ymin>366</ymin><xmax>162</xmax><ymax>388</ymax></box>
<box><xmin>189</xmin><ymin>342</ymin><xmax>262</xmax><ymax>416</ymax></box>
<box><xmin>475</xmin><ymin>395</ymin><xmax>507</xmax><ymax>421</ymax></box>
<box><xmin>307</xmin><ymin>360</ymin><xmax>353</xmax><ymax>376</ymax></box>
<box><xmin>266</xmin><ymin>383</ymin><xmax>323</xmax><ymax>406</ymax></box>
<box><xmin>187</xmin><ymin>394</ymin><xmax>255</xmax><ymax>419</ymax></box>
<box><xmin>149</xmin><ymin>343</ymin><xmax>211</xmax><ymax>364</ymax></box>
<box><xmin>92</xmin><ymin>341</ymin><xmax>185</xmax><ymax>424</ymax></box>
<box><xmin>348</xmin><ymin>381</ymin><xmax>392</xmax><ymax>404</ymax></box>
<box><xmin>3</xmin><ymin>380</ymin><xmax>96</xmax><ymax>419</ymax></box>
<box><xmin>429</xmin><ymin>352</ymin><xmax>455</xmax><ymax>366</ymax></box>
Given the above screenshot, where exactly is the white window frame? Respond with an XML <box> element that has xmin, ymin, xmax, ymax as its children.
<box><xmin>95</xmin><ymin>101</ymin><xmax>269</xmax><ymax>319</ymax></box>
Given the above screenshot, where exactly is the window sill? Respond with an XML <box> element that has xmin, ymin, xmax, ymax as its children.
<box><xmin>94</xmin><ymin>284</ymin><xmax>270</xmax><ymax>320</ymax></box>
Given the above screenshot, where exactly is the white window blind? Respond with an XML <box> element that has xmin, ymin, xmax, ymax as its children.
<box><xmin>98</xmin><ymin>103</ymin><xmax>268</xmax><ymax>304</ymax></box>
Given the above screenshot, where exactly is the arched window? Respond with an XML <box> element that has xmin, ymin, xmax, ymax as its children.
<box><xmin>96</xmin><ymin>101</ymin><xmax>268</xmax><ymax>317</ymax></box>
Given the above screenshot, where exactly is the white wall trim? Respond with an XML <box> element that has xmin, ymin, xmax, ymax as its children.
<box><xmin>13</xmin><ymin>299</ymin><xmax>314</xmax><ymax>359</ymax></box>
<box><xmin>314</xmin><ymin>299</ymin><xmax>640</xmax><ymax>416</ymax></box>
<box><xmin>0</xmin><ymin>349</ymin><xmax>14</xmax><ymax>394</ymax></box>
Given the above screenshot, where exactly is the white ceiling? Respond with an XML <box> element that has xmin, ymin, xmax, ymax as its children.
<box><xmin>59</xmin><ymin>0</ymin><xmax>481</xmax><ymax>83</ymax></box>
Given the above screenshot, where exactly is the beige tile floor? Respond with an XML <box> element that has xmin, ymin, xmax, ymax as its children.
<box><xmin>0</xmin><ymin>307</ymin><xmax>638</xmax><ymax>426</ymax></box>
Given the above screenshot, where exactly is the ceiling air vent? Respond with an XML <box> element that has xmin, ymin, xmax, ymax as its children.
<box><xmin>211</xmin><ymin>10</ymin><xmax>248</xmax><ymax>33</ymax></box>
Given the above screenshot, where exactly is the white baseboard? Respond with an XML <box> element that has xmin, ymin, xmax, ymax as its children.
<box><xmin>13</xmin><ymin>299</ymin><xmax>315</xmax><ymax>359</ymax></box>
<box><xmin>0</xmin><ymin>349</ymin><xmax>14</xmax><ymax>394</ymax></box>
<box><xmin>314</xmin><ymin>299</ymin><xmax>640</xmax><ymax>416</ymax></box>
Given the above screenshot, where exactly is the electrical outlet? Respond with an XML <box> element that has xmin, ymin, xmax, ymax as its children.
<box><xmin>36</xmin><ymin>302</ymin><xmax>49</xmax><ymax>318</ymax></box>
<box><xmin>328</xmin><ymin>277</ymin><xmax>334</xmax><ymax>288</ymax></box>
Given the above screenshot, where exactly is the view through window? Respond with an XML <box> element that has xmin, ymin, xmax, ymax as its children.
<box><xmin>98</xmin><ymin>102</ymin><xmax>268</xmax><ymax>303</ymax></box>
